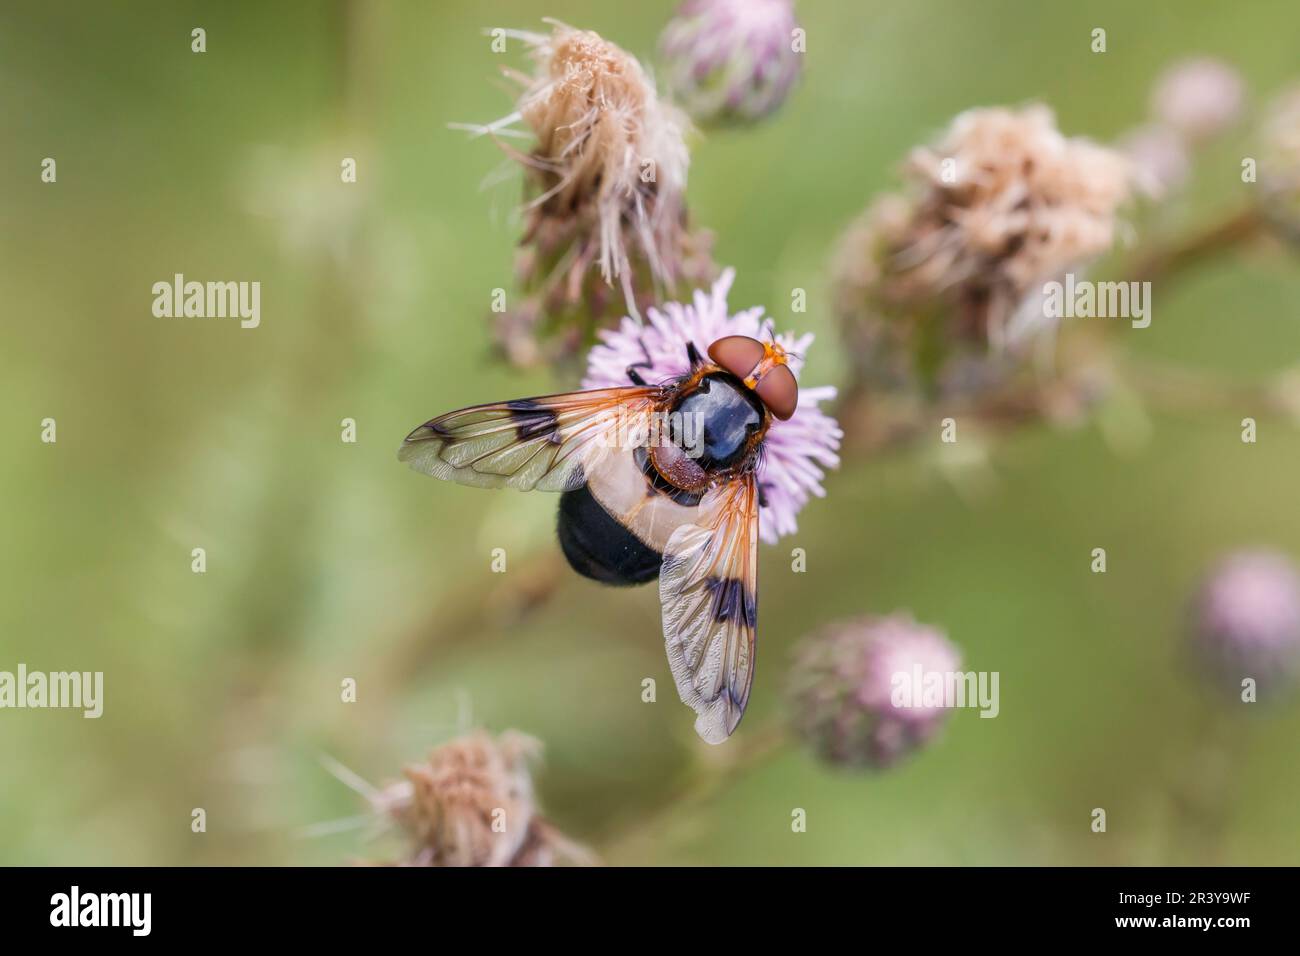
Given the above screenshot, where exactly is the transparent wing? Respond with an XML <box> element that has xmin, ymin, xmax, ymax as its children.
<box><xmin>398</xmin><ymin>387</ymin><xmax>658</xmax><ymax>492</ymax></box>
<box><xmin>658</xmin><ymin>474</ymin><xmax>759</xmax><ymax>744</ymax></box>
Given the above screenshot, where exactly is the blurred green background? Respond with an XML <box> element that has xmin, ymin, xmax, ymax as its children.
<box><xmin>3</xmin><ymin>0</ymin><xmax>1299</xmax><ymax>866</ymax></box>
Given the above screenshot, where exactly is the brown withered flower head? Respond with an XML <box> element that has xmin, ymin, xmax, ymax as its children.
<box><xmin>476</xmin><ymin>22</ymin><xmax>716</xmax><ymax>366</ymax></box>
<box><xmin>367</xmin><ymin>730</ymin><xmax>591</xmax><ymax>867</ymax></box>
<box><xmin>834</xmin><ymin>105</ymin><xmax>1133</xmax><ymax>398</ymax></box>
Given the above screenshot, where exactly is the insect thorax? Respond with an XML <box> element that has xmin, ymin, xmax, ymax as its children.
<box><xmin>658</xmin><ymin>372</ymin><xmax>766</xmax><ymax>482</ymax></box>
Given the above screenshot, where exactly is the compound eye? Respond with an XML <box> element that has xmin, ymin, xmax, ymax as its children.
<box><xmin>707</xmin><ymin>335</ymin><xmax>765</xmax><ymax>380</ymax></box>
<box><xmin>755</xmin><ymin>363</ymin><xmax>798</xmax><ymax>421</ymax></box>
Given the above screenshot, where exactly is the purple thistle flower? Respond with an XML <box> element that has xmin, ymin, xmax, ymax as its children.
<box><xmin>1190</xmin><ymin>550</ymin><xmax>1300</xmax><ymax>696</ymax></box>
<box><xmin>788</xmin><ymin>614</ymin><xmax>961</xmax><ymax>769</ymax></box>
<box><xmin>582</xmin><ymin>269</ymin><xmax>841</xmax><ymax>543</ymax></box>
<box><xmin>659</xmin><ymin>0</ymin><xmax>802</xmax><ymax>125</ymax></box>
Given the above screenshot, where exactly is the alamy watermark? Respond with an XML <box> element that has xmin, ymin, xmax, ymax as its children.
<box><xmin>152</xmin><ymin>273</ymin><xmax>260</xmax><ymax>329</ymax></box>
<box><xmin>601</xmin><ymin>408</ymin><xmax>706</xmax><ymax>458</ymax></box>
<box><xmin>891</xmin><ymin>664</ymin><xmax>1000</xmax><ymax>718</ymax></box>
<box><xmin>0</xmin><ymin>664</ymin><xmax>102</xmax><ymax>718</ymax></box>
<box><xmin>50</xmin><ymin>886</ymin><xmax>150</xmax><ymax>936</ymax></box>
<box><xmin>1043</xmin><ymin>273</ymin><xmax>1151</xmax><ymax>329</ymax></box>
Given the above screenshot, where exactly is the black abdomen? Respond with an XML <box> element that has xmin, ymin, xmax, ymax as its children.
<box><xmin>557</xmin><ymin>485</ymin><xmax>662</xmax><ymax>586</ymax></box>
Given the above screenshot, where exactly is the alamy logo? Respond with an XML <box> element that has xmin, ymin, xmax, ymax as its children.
<box><xmin>0</xmin><ymin>664</ymin><xmax>102</xmax><ymax>718</ymax></box>
<box><xmin>152</xmin><ymin>273</ymin><xmax>261</xmax><ymax>328</ymax></box>
<box><xmin>1042</xmin><ymin>273</ymin><xmax>1151</xmax><ymax>329</ymax></box>
<box><xmin>890</xmin><ymin>665</ymin><xmax>1000</xmax><ymax>718</ymax></box>
<box><xmin>601</xmin><ymin>407</ymin><xmax>706</xmax><ymax>458</ymax></box>
<box><xmin>50</xmin><ymin>886</ymin><xmax>151</xmax><ymax>936</ymax></box>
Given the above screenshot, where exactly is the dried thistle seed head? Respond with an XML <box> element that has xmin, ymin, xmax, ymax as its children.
<box><xmin>831</xmin><ymin>196</ymin><xmax>921</xmax><ymax>393</ymax></box>
<box><xmin>901</xmin><ymin>105</ymin><xmax>1132</xmax><ymax>312</ymax></box>
<box><xmin>833</xmin><ymin>105</ymin><xmax>1134</xmax><ymax>397</ymax></box>
<box><xmin>788</xmin><ymin>614</ymin><xmax>961</xmax><ymax>770</ymax></box>
<box><xmin>659</xmin><ymin>0</ymin><xmax>802</xmax><ymax>126</ymax></box>
<box><xmin>1189</xmin><ymin>550</ymin><xmax>1300</xmax><ymax>698</ymax></box>
<box><xmin>519</xmin><ymin>26</ymin><xmax>686</xmax><ymax>232</ymax></box>
<box><xmin>369</xmin><ymin>730</ymin><xmax>590</xmax><ymax>867</ymax></box>
<box><xmin>1151</xmin><ymin>58</ymin><xmax>1245</xmax><ymax>143</ymax></box>
<box><xmin>477</xmin><ymin>23</ymin><xmax>715</xmax><ymax>366</ymax></box>
<box><xmin>498</xmin><ymin>222</ymin><xmax>718</xmax><ymax>370</ymax></box>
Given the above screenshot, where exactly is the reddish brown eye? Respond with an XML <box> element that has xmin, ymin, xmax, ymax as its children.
<box><xmin>755</xmin><ymin>363</ymin><xmax>798</xmax><ymax>420</ymax></box>
<box><xmin>707</xmin><ymin>335</ymin><xmax>764</xmax><ymax>380</ymax></box>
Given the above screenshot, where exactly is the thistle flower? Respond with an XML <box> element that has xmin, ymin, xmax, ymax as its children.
<box><xmin>583</xmin><ymin>268</ymin><xmax>841</xmax><ymax>543</ymax></box>
<box><xmin>788</xmin><ymin>614</ymin><xmax>960</xmax><ymax>769</ymax></box>
<box><xmin>834</xmin><ymin>105</ymin><xmax>1134</xmax><ymax>394</ymax></box>
<box><xmin>659</xmin><ymin>0</ymin><xmax>802</xmax><ymax>125</ymax></box>
<box><xmin>1151</xmin><ymin>58</ymin><xmax>1245</xmax><ymax>143</ymax></box>
<box><xmin>1189</xmin><ymin>550</ymin><xmax>1300</xmax><ymax>697</ymax></box>
<box><xmin>365</xmin><ymin>730</ymin><xmax>591</xmax><ymax>867</ymax></box>
<box><xmin>470</xmin><ymin>22</ymin><xmax>716</xmax><ymax>366</ymax></box>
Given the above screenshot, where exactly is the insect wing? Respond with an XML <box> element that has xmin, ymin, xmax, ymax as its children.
<box><xmin>658</xmin><ymin>474</ymin><xmax>759</xmax><ymax>744</ymax></box>
<box><xmin>399</xmin><ymin>387</ymin><xmax>658</xmax><ymax>492</ymax></box>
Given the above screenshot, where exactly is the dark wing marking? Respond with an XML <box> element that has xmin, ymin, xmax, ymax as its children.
<box><xmin>658</xmin><ymin>474</ymin><xmax>759</xmax><ymax>744</ymax></box>
<box><xmin>398</xmin><ymin>387</ymin><xmax>658</xmax><ymax>492</ymax></box>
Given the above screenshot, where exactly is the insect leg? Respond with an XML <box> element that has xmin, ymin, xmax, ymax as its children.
<box><xmin>622</xmin><ymin>336</ymin><xmax>662</xmax><ymax>385</ymax></box>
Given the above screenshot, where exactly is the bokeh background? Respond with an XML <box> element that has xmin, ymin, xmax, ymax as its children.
<box><xmin>3</xmin><ymin>0</ymin><xmax>1299</xmax><ymax>865</ymax></box>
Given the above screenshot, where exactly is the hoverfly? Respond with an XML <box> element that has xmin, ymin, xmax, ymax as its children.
<box><xmin>398</xmin><ymin>334</ymin><xmax>799</xmax><ymax>743</ymax></box>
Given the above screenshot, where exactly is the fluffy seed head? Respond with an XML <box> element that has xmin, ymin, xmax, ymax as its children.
<box><xmin>788</xmin><ymin>614</ymin><xmax>961</xmax><ymax>769</ymax></box>
<box><xmin>480</xmin><ymin>23</ymin><xmax>716</xmax><ymax>366</ymax></box>
<box><xmin>519</xmin><ymin>25</ymin><xmax>687</xmax><ymax>267</ymax></box>
<box><xmin>834</xmin><ymin>105</ymin><xmax>1134</xmax><ymax>395</ymax></box>
<box><xmin>369</xmin><ymin>730</ymin><xmax>590</xmax><ymax>866</ymax></box>
<box><xmin>900</xmin><ymin>105</ymin><xmax>1132</xmax><ymax>316</ymax></box>
<box><xmin>659</xmin><ymin>0</ymin><xmax>802</xmax><ymax>125</ymax></box>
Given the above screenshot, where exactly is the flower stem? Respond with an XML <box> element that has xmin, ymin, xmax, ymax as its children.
<box><xmin>598</xmin><ymin>722</ymin><xmax>790</xmax><ymax>857</ymax></box>
<box><xmin>1125</xmin><ymin>205</ymin><xmax>1267</xmax><ymax>286</ymax></box>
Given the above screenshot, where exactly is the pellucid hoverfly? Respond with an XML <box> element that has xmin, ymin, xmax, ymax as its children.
<box><xmin>399</xmin><ymin>334</ymin><xmax>799</xmax><ymax>743</ymax></box>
